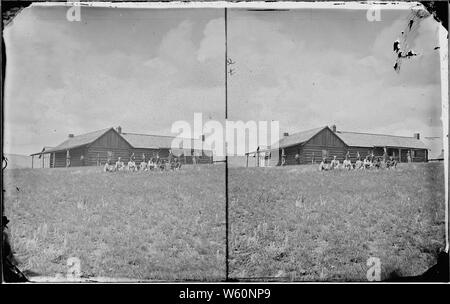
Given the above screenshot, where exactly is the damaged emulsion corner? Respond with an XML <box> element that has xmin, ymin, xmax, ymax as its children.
<box><xmin>1</xmin><ymin>0</ymin><xmax>33</xmax><ymax>118</ymax></box>
<box><xmin>2</xmin><ymin>1</ymin><xmax>33</xmax><ymax>28</ymax></box>
<box><xmin>1</xmin><ymin>1</ymin><xmax>32</xmax><ymax>283</ymax></box>
<box><xmin>0</xmin><ymin>0</ymin><xmax>449</xmax><ymax>284</ymax></box>
<box><xmin>420</xmin><ymin>1</ymin><xmax>449</xmax><ymax>32</ymax></box>
<box><xmin>2</xmin><ymin>0</ymin><xmax>34</xmax><ymax>122</ymax></box>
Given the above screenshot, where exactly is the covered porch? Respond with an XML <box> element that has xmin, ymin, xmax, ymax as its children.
<box><xmin>30</xmin><ymin>147</ymin><xmax>55</xmax><ymax>168</ymax></box>
<box><xmin>30</xmin><ymin>145</ymin><xmax>88</xmax><ymax>168</ymax></box>
<box><xmin>372</xmin><ymin>146</ymin><xmax>428</xmax><ymax>163</ymax></box>
<box><xmin>245</xmin><ymin>148</ymin><xmax>279</xmax><ymax>167</ymax></box>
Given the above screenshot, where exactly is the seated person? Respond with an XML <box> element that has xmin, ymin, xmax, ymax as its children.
<box><xmin>127</xmin><ymin>160</ymin><xmax>136</xmax><ymax>171</ymax></box>
<box><xmin>159</xmin><ymin>160</ymin><xmax>166</xmax><ymax>171</ymax></box>
<box><xmin>103</xmin><ymin>160</ymin><xmax>114</xmax><ymax>172</ymax></box>
<box><xmin>147</xmin><ymin>158</ymin><xmax>156</xmax><ymax>170</ymax></box>
<box><xmin>343</xmin><ymin>158</ymin><xmax>352</xmax><ymax>170</ymax></box>
<box><xmin>170</xmin><ymin>158</ymin><xmax>177</xmax><ymax>170</ymax></box>
<box><xmin>140</xmin><ymin>161</ymin><xmax>147</xmax><ymax>171</ymax></box>
<box><xmin>175</xmin><ymin>159</ymin><xmax>182</xmax><ymax>170</ymax></box>
<box><xmin>115</xmin><ymin>157</ymin><xmax>125</xmax><ymax>171</ymax></box>
<box><xmin>330</xmin><ymin>156</ymin><xmax>340</xmax><ymax>170</ymax></box>
<box><xmin>355</xmin><ymin>158</ymin><xmax>363</xmax><ymax>169</ymax></box>
<box><xmin>392</xmin><ymin>157</ymin><xmax>398</xmax><ymax>168</ymax></box>
<box><xmin>319</xmin><ymin>157</ymin><xmax>329</xmax><ymax>171</ymax></box>
<box><xmin>386</xmin><ymin>156</ymin><xmax>398</xmax><ymax>168</ymax></box>
<box><xmin>374</xmin><ymin>157</ymin><xmax>381</xmax><ymax>169</ymax></box>
<box><xmin>363</xmin><ymin>156</ymin><xmax>372</xmax><ymax>169</ymax></box>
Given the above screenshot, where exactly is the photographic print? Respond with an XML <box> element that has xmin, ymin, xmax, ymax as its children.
<box><xmin>2</xmin><ymin>2</ymin><xmax>226</xmax><ymax>282</ymax></box>
<box><xmin>1</xmin><ymin>1</ymin><xmax>448</xmax><ymax>286</ymax></box>
<box><xmin>227</xmin><ymin>3</ymin><xmax>448</xmax><ymax>281</ymax></box>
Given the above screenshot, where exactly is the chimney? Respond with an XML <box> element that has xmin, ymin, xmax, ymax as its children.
<box><xmin>332</xmin><ymin>125</ymin><xmax>337</xmax><ymax>133</ymax></box>
<box><xmin>413</xmin><ymin>133</ymin><xmax>420</xmax><ymax>140</ymax></box>
<box><xmin>117</xmin><ymin>126</ymin><xmax>122</xmax><ymax>134</ymax></box>
<box><xmin>283</xmin><ymin>132</ymin><xmax>289</xmax><ymax>137</ymax></box>
<box><xmin>68</xmin><ymin>134</ymin><xmax>74</xmax><ymax>138</ymax></box>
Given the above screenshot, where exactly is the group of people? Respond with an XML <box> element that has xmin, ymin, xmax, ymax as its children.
<box><xmin>103</xmin><ymin>153</ymin><xmax>182</xmax><ymax>173</ymax></box>
<box><xmin>319</xmin><ymin>154</ymin><xmax>398</xmax><ymax>171</ymax></box>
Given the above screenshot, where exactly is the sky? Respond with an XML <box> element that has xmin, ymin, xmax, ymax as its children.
<box><xmin>4</xmin><ymin>6</ymin><xmax>225</xmax><ymax>155</ymax></box>
<box><xmin>228</xmin><ymin>7</ymin><xmax>444</xmax><ymax>153</ymax></box>
<box><xmin>3</xmin><ymin>4</ymin><xmax>445</xmax><ymax>156</ymax></box>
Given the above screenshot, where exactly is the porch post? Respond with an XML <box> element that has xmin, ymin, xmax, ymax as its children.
<box><xmin>398</xmin><ymin>148</ymin><xmax>401</xmax><ymax>163</ymax></box>
<box><xmin>246</xmin><ymin>153</ymin><xmax>249</xmax><ymax>168</ymax></box>
<box><xmin>31</xmin><ymin>155</ymin><xmax>34</xmax><ymax>169</ymax></box>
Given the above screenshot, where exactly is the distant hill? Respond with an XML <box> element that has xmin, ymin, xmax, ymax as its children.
<box><xmin>3</xmin><ymin>154</ymin><xmax>32</xmax><ymax>169</ymax></box>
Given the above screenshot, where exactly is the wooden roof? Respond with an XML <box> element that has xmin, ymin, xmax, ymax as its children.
<box><xmin>35</xmin><ymin>146</ymin><xmax>54</xmax><ymax>158</ymax></box>
<box><xmin>336</xmin><ymin>131</ymin><xmax>427</xmax><ymax>149</ymax></box>
<box><xmin>249</xmin><ymin>126</ymin><xmax>428</xmax><ymax>154</ymax></box>
<box><xmin>121</xmin><ymin>132</ymin><xmax>205</xmax><ymax>150</ymax></box>
<box><xmin>247</xmin><ymin>126</ymin><xmax>329</xmax><ymax>154</ymax></box>
<box><xmin>277</xmin><ymin>126</ymin><xmax>328</xmax><ymax>149</ymax></box>
<box><xmin>31</xmin><ymin>128</ymin><xmax>113</xmax><ymax>155</ymax></box>
<box><xmin>32</xmin><ymin>128</ymin><xmax>211</xmax><ymax>155</ymax></box>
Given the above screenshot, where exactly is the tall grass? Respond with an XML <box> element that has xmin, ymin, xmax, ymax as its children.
<box><xmin>229</xmin><ymin>162</ymin><xmax>446</xmax><ymax>281</ymax></box>
<box><xmin>3</xmin><ymin>165</ymin><xmax>226</xmax><ymax>281</ymax></box>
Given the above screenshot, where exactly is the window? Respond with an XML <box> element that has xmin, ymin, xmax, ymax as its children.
<box><xmin>322</xmin><ymin>150</ymin><xmax>328</xmax><ymax>158</ymax></box>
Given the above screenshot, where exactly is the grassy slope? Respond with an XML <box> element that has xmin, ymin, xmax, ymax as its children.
<box><xmin>229</xmin><ymin>162</ymin><xmax>446</xmax><ymax>281</ymax></box>
<box><xmin>3</xmin><ymin>165</ymin><xmax>225</xmax><ymax>281</ymax></box>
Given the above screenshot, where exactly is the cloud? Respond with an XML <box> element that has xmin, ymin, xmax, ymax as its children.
<box><xmin>227</xmin><ymin>10</ymin><xmax>443</xmax><ymax>142</ymax></box>
<box><xmin>4</xmin><ymin>8</ymin><xmax>225</xmax><ymax>155</ymax></box>
<box><xmin>3</xmin><ymin>7</ymin><xmax>443</xmax><ymax>156</ymax></box>
<box><xmin>197</xmin><ymin>18</ymin><xmax>224</xmax><ymax>62</ymax></box>
<box><xmin>142</xmin><ymin>18</ymin><xmax>224</xmax><ymax>89</ymax></box>
<box><xmin>158</xmin><ymin>20</ymin><xmax>197</xmax><ymax>67</ymax></box>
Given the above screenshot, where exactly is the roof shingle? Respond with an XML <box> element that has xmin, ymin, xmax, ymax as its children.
<box><xmin>276</xmin><ymin>126</ymin><xmax>327</xmax><ymax>149</ymax></box>
<box><xmin>41</xmin><ymin>128</ymin><xmax>113</xmax><ymax>154</ymax></box>
<box><xmin>336</xmin><ymin>131</ymin><xmax>427</xmax><ymax>149</ymax></box>
<box><xmin>121</xmin><ymin>132</ymin><xmax>204</xmax><ymax>150</ymax></box>
<box><xmin>266</xmin><ymin>126</ymin><xmax>428</xmax><ymax>151</ymax></box>
<box><xmin>32</xmin><ymin>127</ymin><xmax>212</xmax><ymax>156</ymax></box>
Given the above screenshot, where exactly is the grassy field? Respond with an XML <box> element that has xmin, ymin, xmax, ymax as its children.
<box><xmin>229</xmin><ymin>162</ymin><xmax>446</xmax><ymax>281</ymax></box>
<box><xmin>3</xmin><ymin>164</ymin><xmax>225</xmax><ymax>281</ymax></box>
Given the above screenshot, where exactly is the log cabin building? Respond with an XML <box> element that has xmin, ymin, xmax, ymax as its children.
<box><xmin>246</xmin><ymin>125</ymin><xmax>428</xmax><ymax>167</ymax></box>
<box><xmin>30</xmin><ymin>126</ymin><xmax>213</xmax><ymax>168</ymax></box>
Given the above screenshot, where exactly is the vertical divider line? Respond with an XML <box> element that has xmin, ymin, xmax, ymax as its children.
<box><xmin>224</xmin><ymin>6</ymin><xmax>229</xmax><ymax>281</ymax></box>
